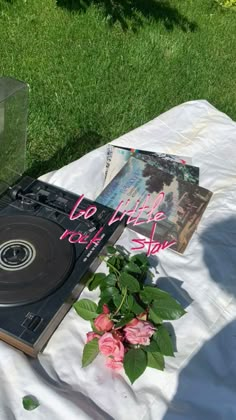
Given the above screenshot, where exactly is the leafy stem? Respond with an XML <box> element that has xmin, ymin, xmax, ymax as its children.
<box><xmin>99</xmin><ymin>255</ymin><xmax>120</xmax><ymax>277</ymax></box>
<box><xmin>113</xmin><ymin>287</ymin><xmax>127</xmax><ymax>316</ymax></box>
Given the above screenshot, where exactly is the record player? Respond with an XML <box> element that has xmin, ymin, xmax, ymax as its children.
<box><xmin>0</xmin><ymin>78</ymin><xmax>125</xmax><ymax>356</ymax></box>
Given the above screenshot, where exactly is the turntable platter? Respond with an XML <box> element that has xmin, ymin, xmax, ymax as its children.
<box><xmin>0</xmin><ymin>216</ymin><xmax>75</xmax><ymax>305</ymax></box>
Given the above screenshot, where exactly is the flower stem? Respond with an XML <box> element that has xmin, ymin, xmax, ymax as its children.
<box><xmin>99</xmin><ymin>255</ymin><xmax>120</xmax><ymax>276</ymax></box>
<box><xmin>113</xmin><ymin>288</ymin><xmax>127</xmax><ymax>316</ymax></box>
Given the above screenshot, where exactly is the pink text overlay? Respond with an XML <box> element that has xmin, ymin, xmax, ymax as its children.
<box><xmin>60</xmin><ymin>193</ymin><xmax>176</xmax><ymax>255</ymax></box>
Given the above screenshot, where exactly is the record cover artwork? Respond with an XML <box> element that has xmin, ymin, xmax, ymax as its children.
<box><xmin>97</xmin><ymin>157</ymin><xmax>212</xmax><ymax>254</ymax></box>
<box><xmin>135</xmin><ymin>152</ymin><xmax>199</xmax><ymax>185</ymax></box>
<box><xmin>104</xmin><ymin>145</ymin><xmax>197</xmax><ymax>187</ymax></box>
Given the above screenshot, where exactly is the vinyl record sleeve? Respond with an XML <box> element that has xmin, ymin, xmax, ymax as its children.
<box><xmin>97</xmin><ymin>156</ymin><xmax>212</xmax><ymax>254</ymax></box>
<box><xmin>104</xmin><ymin>144</ymin><xmax>196</xmax><ymax>187</ymax></box>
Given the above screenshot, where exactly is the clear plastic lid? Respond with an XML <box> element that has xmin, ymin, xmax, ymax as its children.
<box><xmin>0</xmin><ymin>77</ymin><xmax>28</xmax><ymax>194</ymax></box>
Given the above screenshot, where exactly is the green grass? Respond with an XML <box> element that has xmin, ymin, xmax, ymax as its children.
<box><xmin>0</xmin><ymin>0</ymin><xmax>235</xmax><ymax>177</ymax></box>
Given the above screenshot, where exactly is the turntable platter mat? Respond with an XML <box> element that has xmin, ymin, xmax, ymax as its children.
<box><xmin>0</xmin><ymin>216</ymin><xmax>75</xmax><ymax>305</ymax></box>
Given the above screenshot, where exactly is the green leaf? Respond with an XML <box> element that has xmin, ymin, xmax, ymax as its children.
<box><xmin>88</xmin><ymin>273</ymin><xmax>106</xmax><ymax>291</ymax></box>
<box><xmin>99</xmin><ymin>273</ymin><xmax>117</xmax><ymax>290</ymax></box>
<box><xmin>140</xmin><ymin>286</ymin><xmax>186</xmax><ymax>320</ymax></box>
<box><xmin>120</xmin><ymin>272</ymin><xmax>140</xmax><ymax>293</ymax></box>
<box><xmin>22</xmin><ymin>395</ymin><xmax>40</xmax><ymax>411</ymax></box>
<box><xmin>107</xmin><ymin>255</ymin><xmax>124</xmax><ymax>271</ymax></box>
<box><xmin>115</xmin><ymin>256</ymin><xmax>124</xmax><ymax>270</ymax></box>
<box><xmin>100</xmin><ymin>286</ymin><xmax>119</xmax><ymax>299</ymax></box>
<box><xmin>107</xmin><ymin>245</ymin><xmax>117</xmax><ymax>254</ymax></box>
<box><xmin>124</xmin><ymin>262</ymin><xmax>141</xmax><ymax>274</ymax></box>
<box><xmin>147</xmin><ymin>352</ymin><xmax>165</xmax><ymax>371</ymax></box>
<box><xmin>140</xmin><ymin>264</ymin><xmax>149</xmax><ymax>276</ymax></box>
<box><xmin>97</xmin><ymin>296</ymin><xmax>113</xmax><ymax>312</ymax></box>
<box><xmin>148</xmin><ymin>270</ymin><xmax>155</xmax><ymax>279</ymax></box>
<box><xmin>132</xmin><ymin>298</ymin><xmax>145</xmax><ymax>315</ymax></box>
<box><xmin>149</xmin><ymin>307</ymin><xmax>163</xmax><ymax>324</ymax></box>
<box><xmin>150</xmin><ymin>298</ymin><xmax>186</xmax><ymax>321</ymax></box>
<box><xmin>140</xmin><ymin>286</ymin><xmax>173</xmax><ymax>303</ymax></box>
<box><xmin>141</xmin><ymin>340</ymin><xmax>161</xmax><ymax>353</ymax></box>
<box><xmin>107</xmin><ymin>255</ymin><xmax>117</xmax><ymax>272</ymax></box>
<box><xmin>115</xmin><ymin>314</ymin><xmax>134</xmax><ymax>328</ymax></box>
<box><xmin>139</xmin><ymin>291</ymin><xmax>150</xmax><ymax>305</ymax></box>
<box><xmin>82</xmin><ymin>338</ymin><xmax>99</xmax><ymax>367</ymax></box>
<box><xmin>127</xmin><ymin>294</ymin><xmax>134</xmax><ymax>310</ymax></box>
<box><xmin>153</xmin><ymin>326</ymin><xmax>174</xmax><ymax>356</ymax></box>
<box><xmin>104</xmin><ymin>273</ymin><xmax>117</xmax><ymax>285</ymax></box>
<box><xmin>86</xmin><ymin>274</ymin><xmax>95</xmax><ymax>289</ymax></box>
<box><xmin>73</xmin><ymin>299</ymin><xmax>98</xmax><ymax>320</ymax></box>
<box><xmin>113</xmin><ymin>294</ymin><xmax>129</xmax><ymax>314</ymax></box>
<box><xmin>98</xmin><ymin>294</ymin><xmax>112</xmax><ymax>306</ymax></box>
<box><xmin>113</xmin><ymin>293</ymin><xmax>123</xmax><ymax>308</ymax></box>
<box><xmin>130</xmin><ymin>253</ymin><xmax>149</xmax><ymax>267</ymax></box>
<box><xmin>124</xmin><ymin>348</ymin><xmax>147</xmax><ymax>384</ymax></box>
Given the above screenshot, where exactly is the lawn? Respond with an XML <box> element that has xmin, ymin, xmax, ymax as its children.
<box><xmin>0</xmin><ymin>0</ymin><xmax>235</xmax><ymax>177</ymax></box>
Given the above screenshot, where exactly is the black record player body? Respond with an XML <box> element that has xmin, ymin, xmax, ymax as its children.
<box><xmin>0</xmin><ymin>177</ymin><xmax>125</xmax><ymax>356</ymax></box>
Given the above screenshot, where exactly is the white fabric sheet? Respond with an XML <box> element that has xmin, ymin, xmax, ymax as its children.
<box><xmin>1</xmin><ymin>100</ymin><xmax>236</xmax><ymax>420</ymax></box>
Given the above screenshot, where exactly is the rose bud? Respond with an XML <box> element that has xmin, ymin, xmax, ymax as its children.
<box><xmin>102</xmin><ymin>304</ymin><xmax>110</xmax><ymax>314</ymax></box>
<box><xmin>86</xmin><ymin>331</ymin><xmax>100</xmax><ymax>343</ymax></box>
<box><xmin>94</xmin><ymin>314</ymin><xmax>114</xmax><ymax>332</ymax></box>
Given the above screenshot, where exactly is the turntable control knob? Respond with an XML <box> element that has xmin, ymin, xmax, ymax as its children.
<box><xmin>8</xmin><ymin>185</ymin><xmax>23</xmax><ymax>200</ymax></box>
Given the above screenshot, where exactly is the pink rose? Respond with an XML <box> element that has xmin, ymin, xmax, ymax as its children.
<box><xmin>86</xmin><ymin>331</ymin><xmax>100</xmax><ymax>343</ymax></box>
<box><xmin>105</xmin><ymin>357</ymin><xmax>123</xmax><ymax>371</ymax></box>
<box><xmin>94</xmin><ymin>314</ymin><xmax>114</xmax><ymax>332</ymax></box>
<box><xmin>99</xmin><ymin>332</ymin><xmax>124</xmax><ymax>361</ymax></box>
<box><xmin>124</xmin><ymin>318</ymin><xmax>155</xmax><ymax>346</ymax></box>
<box><xmin>112</xmin><ymin>329</ymin><xmax>124</xmax><ymax>342</ymax></box>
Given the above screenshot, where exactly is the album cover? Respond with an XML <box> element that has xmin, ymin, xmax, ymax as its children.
<box><xmin>135</xmin><ymin>152</ymin><xmax>199</xmax><ymax>185</ymax></box>
<box><xmin>104</xmin><ymin>145</ymin><xmax>196</xmax><ymax>187</ymax></box>
<box><xmin>97</xmin><ymin>157</ymin><xmax>212</xmax><ymax>254</ymax></box>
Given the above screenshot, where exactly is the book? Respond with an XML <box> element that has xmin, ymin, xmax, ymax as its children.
<box><xmin>104</xmin><ymin>145</ymin><xmax>197</xmax><ymax>188</ymax></box>
<box><xmin>97</xmin><ymin>157</ymin><xmax>212</xmax><ymax>254</ymax></box>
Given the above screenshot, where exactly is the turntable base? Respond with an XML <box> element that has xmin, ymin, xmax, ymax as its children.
<box><xmin>0</xmin><ymin>177</ymin><xmax>125</xmax><ymax>356</ymax></box>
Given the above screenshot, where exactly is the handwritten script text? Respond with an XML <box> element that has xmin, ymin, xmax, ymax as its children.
<box><xmin>60</xmin><ymin>193</ymin><xmax>176</xmax><ymax>255</ymax></box>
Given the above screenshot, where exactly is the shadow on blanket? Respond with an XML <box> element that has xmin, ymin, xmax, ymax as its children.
<box><xmin>57</xmin><ymin>0</ymin><xmax>198</xmax><ymax>33</ymax></box>
<box><xmin>163</xmin><ymin>216</ymin><xmax>236</xmax><ymax>419</ymax></box>
<box><xmin>29</xmin><ymin>357</ymin><xmax>114</xmax><ymax>420</ymax></box>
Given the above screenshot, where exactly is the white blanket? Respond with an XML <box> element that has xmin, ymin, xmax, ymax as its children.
<box><xmin>1</xmin><ymin>100</ymin><xmax>236</xmax><ymax>420</ymax></box>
